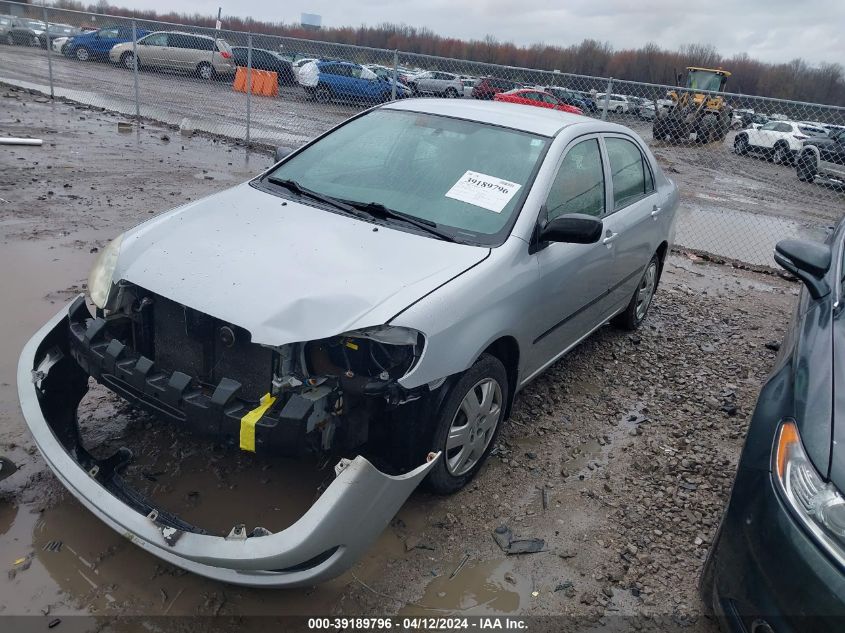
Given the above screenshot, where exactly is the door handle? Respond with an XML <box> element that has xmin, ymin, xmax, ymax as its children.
<box><xmin>602</xmin><ymin>231</ymin><xmax>618</xmax><ymax>245</ymax></box>
<box><xmin>651</xmin><ymin>205</ymin><xmax>662</xmax><ymax>218</ymax></box>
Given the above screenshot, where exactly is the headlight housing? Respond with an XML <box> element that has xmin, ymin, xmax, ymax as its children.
<box><xmin>774</xmin><ymin>420</ymin><xmax>845</xmax><ymax>565</ymax></box>
<box><xmin>87</xmin><ymin>233</ymin><xmax>124</xmax><ymax>308</ymax></box>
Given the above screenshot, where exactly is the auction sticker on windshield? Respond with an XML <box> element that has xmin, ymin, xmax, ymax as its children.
<box><xmin>445</xmin><ymin>170</ymin><xmax>521</xmax><ymax>213</ymax></box>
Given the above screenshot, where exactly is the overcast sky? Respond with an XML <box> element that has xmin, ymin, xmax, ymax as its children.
<box><xmin>126</xmin><ymin>0</ymin><xmax>844</xmax><ymax>66</ymax></box>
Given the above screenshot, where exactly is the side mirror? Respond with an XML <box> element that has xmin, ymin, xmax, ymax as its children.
<box><xmin>539</xmin><ymin>213</ymin><xmax>603</xmax><ymax>245</ymax></box>
<box><xmin>774</xmin><ymin>239</ymin><xmax>831</xmax><ymax>300</ymax></box>
<box><xmin>274</xmin><ymin>146</ymin><xmax>294</xmax><ymax>162</ymax></box>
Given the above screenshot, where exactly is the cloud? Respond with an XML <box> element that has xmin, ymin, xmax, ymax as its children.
<box><xmin>126</xmin><ymin>0</ymin><xmax>844</xmax><ymax>65</ymax></box>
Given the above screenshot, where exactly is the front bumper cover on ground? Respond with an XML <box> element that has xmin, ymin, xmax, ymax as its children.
<box><xmin>17</xmin><ymin>296</ymin><xmax>439</xmax><ymax>587</ymax></box>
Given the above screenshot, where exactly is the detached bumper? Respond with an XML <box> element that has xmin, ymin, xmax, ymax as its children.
<box><xmin>17</xmin><ymin>297</ymin><xmax>438</xmax><ymax>587</ymax></box>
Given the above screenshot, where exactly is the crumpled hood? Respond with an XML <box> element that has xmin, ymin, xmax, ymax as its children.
<box><xmin>114</xmin><ymin>183</ymin><xmax>488</xmax><ymax>345</ymax></box>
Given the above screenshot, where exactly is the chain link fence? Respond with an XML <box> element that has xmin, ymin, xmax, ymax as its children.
<box><xmin>1</xmin><ymin>1</ymin><xmax>843</xmax><ymax>268</ymax></box>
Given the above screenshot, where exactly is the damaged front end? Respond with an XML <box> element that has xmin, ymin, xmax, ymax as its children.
<box><xmin>17</xmin><ymin>294</ymin><xmax>439</xmax><ymax>587</ymax></box>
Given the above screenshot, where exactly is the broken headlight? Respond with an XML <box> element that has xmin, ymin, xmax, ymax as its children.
<box><xmin>774</xmin><ymin>420</ymin><xmax>845</xmax><ymax>565</ymax></box>
<box><xmin>306</xmin><ymin>326</ymin><xmax>424</xmax><ymax>383</ymax></box>
<box><xmin>88</xmin><ymin>233</ymin><xmax>124</xmax><ymax>309</ymax></box>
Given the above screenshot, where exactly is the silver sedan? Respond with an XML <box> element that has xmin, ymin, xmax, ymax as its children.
<box><xmin>19</xmin><ymin>99</ymin><xmax>678</xmax><ymax>587</ymax></box>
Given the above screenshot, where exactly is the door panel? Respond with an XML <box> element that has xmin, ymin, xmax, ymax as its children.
<box><xmin>526</xmin><ymin>137</ymin><xmax>616</xmax><ymax>376</ymax></box>
<box><xmin>602</xmin><ymin>136</ymin><xmax>662</xmax><ymax>310</ymax></box>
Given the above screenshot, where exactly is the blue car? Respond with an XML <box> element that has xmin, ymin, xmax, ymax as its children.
<box><xmin>64</xmin><ymin>26</ymin><xmax>148</xmax><ymax>62</ymax></box>
<box><xmin>299</xmin><ymin>60</ymin><xmax>411</xmax><ymax>104</ymax></box>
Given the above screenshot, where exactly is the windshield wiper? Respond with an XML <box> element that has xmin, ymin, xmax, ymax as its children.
<box><xmin>341</xmin><ymin>200</ymin><xmax>459</xmax><ymax>243</ymax></box>
<box><xmin>266</xmin><ymin>177</ymin><xmax>368</xmax><ymax>218</ymax></box>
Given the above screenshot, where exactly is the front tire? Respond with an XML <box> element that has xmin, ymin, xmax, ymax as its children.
<box><xmin>121</xmin><ymin>51</ymin><xmax>135</xmax><ymax>71</ymax></box>
<box><xmin>772</xmin><ymin>142</ymin><xmax>790</xmax><ymax>165</ymax></box>
<box><xmin>444</xmin><ymin>87</ymin><xmax>459</xmax><ymax>98</ymax></box>
<box><xmin>30</xmin><ymin>35</ymin><xmax>41</xmax><ymax>48</ymax></box>
<box><xmin>733</xmin><ymin>134</ymin><xmax>749</xmax><ymax>155</ymax></box>
<box><xmin>314</xmin><ymin>83</ymin><xmax>332</xmax><ymax>104</ymax></box>
<box><xmin>75</xmin><ymin>46</ymin><xmax>90</xmax><ymax>61</ymax></box>
<box><xmin>426</xmin><ymin>354</ymin><xmax>508</xmax><ymax>495</ymax></box>
<box><xmin>612</xmin><ymin>254</ymin><xmax>660</xmax><ymax>331</ymax></box>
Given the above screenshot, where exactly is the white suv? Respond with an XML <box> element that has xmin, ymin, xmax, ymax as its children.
<box><xmin>595</xmin><ymin>93</ymin><xmax>631</xmax><ymax>113</ymax></box>
<box><xmin>734</xmin><ymin>120</ymin><xmax>828</xmax><ymax>165</ymax></box>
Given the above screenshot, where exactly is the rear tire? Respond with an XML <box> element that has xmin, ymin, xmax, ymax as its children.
<box><xmin>425</xmin><ymin>354</ymin><xmax>508</xmax><ymax>495</ymax></box>
<box><xmin>612</xmin><ymin>254</ymin><xmax>660</xmax><ymax>331</ymax></box>
<box><xmin>615</xmin><ymin>105</ymin><xmax>623</xmax><ymax>114</ymax></box>
<box><xmin>196</xmin><ymin>62</ymin><xmax>214</xmax><ymax>81</ymax></box>
<box><xmin>5</xmin><ymin>34</ymin><xmax>13</xmax><ymax>46</ymax></box>
<box><xmin>30</xmin><ymin>35</ymin><xmax>41</xmax><ymax>48</ymax></box>
<box><xmin>796</xmin><ymin>152</ymin><xmax>817</xmax><ymax>183</ymax></box>
<box><xmin>444</xmin><ymin>87</ymin><xmax>459</xmax><ymax>98</ymax></box>
<box><xmin>772</xmin><ymin>142</ymin><xmax>790</xmax><ymax>165</ymax></box>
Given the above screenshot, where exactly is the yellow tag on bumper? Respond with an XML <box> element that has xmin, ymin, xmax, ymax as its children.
<box><xmin>239</xmin><ymin>393</ymin><xmax>276</xmax><ymax>452</ymax></box>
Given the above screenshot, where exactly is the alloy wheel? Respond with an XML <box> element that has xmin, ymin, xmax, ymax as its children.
<box><xmin>76</xmin><ymin>47</ymin><xmax>89</xmax><ymax>61</ymax></box>
<box><xmin>635</xmin><ymin>261</ymin><xmax>658</xmax><ymax>321</ymax></box>
<box><xmin>445</xmin><ymin>378</ymin><xmax>503</xmax><ymax>476</ymax></box>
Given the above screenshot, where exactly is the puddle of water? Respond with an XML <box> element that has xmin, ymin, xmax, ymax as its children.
<box><xmin>676</xmin><ymin>203</ymin><xmax>830</xmax><ymax>267</ymax></box>
<box><xmin>400</xmin><ymin>558</ymin><xmax>531</xmax><ymax>616</ymax></box>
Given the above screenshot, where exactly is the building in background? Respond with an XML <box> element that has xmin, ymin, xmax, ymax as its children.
<box><xmin>301</xmin><ymin>12</ymin><xmax>321</xmax><ymax>31</ymax></box>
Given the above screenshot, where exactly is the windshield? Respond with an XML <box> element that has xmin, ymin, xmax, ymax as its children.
<box><xmin>264</xmin><ymin>109</ymin><xmax>549</xmax><ymax>243</ymax></box>
<box><xmin>686</xmin><ymin>70</ymin><xmax>724</xmax><ymax>92</ymax></box>
<box><xmin>24</xmin><ymin>19</ymin><xmax>46</xmax><ymax>29</ymax></box>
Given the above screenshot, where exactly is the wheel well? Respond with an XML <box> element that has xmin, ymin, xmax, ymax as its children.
<box><xmin>655</xmin><ymin>241</ymin><xmax>669</xmax><ymax>281</ymax></box>
<box><xmin>481</xmin><ymin>336</ymin><xmax>519</xmax><ymax>418</ymax></box>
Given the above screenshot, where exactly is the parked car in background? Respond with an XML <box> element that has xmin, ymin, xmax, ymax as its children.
<box><xmin>406</xmin><ymin>71</ymin><xmax>463</xmax><ymax>98</ymax></box>
<box><xmin>461</xmin><ymin>78</ymin><xmax>478</xmax><ymax>98</ymax></box>
<box><xmin>545</xmin><ymin>87</ymin><xmax>596</xmax><ymax>113</ymax></box>
<box><xmin>64</xmin><ymin>25</ymin><xmax>147</xmax><ymax>62</ymax></box>
<box><xmin>51</xmin><ymin>35</ymin><xmax>70</xmax><ymax>54</ymax></box>
<box><xmin>109</xmin><ymin>31</ymin><xmax>235</xmax><ymax>80</ymax></box>
<box><xmin>494</xmin><ymin>89</ymin><xmax>583</xmax><ymax>114</ymax></box>
<box><xmin>471</xmin><ymin>76</ymin><xmax>520</xmax><ymax>100</ymax></box>
<box><xmin>626</xmin><ymin>96</ymin><xmax>645</xmax><ymax>116</ymax></box>
<box><xmin>734</xmin><ymin>120</ymin><xmax>828</xmax><ymax>165</ymax></box>
<box><xmin>0</xmin><ymin>14</ymin><xmax>13</xmax><ymax>42</ymax></box>
<box><xmin>595</xmin><ymin>93</ymin><xmax>632</xmax><ymax>114</ymax></box>
<box><xmin>299</xmin><ymin>60</ymin><xmax>411</xmax><ymax>104</ymax></box>
<box><xmin>796</xmin><ymin>126</ymin><xmax>845</xmax><ymax>186</ymax></box>
<box><xmin>701</xmin><ymin>225</ymin><xmax>845</xmax><ymax>632</ymax></box>
<box><xmin>6</xmin><ymin>18</ymin><xmax>81</xmax><ymax>48</ymax></box>
<box><xmin>18</xmin><ymin>98</ymin><xmax>677</xmax><ymax>587</ymax></box>
<box><xmin>231</xmin><ymin>47</ymin><xmax>296</xmax><ymax>85</ymax></box>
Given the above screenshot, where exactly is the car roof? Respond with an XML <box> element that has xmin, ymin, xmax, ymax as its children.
<box><xmin>155</xmin><ymin>30</ymin><xmax>217</xmax><ymax>40</ymax></box>
<box><xmin>382</xmin><ymin>98</ymin><xmax>608</xmax><ymax>137</ymax></box>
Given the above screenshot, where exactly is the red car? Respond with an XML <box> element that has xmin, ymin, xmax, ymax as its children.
<box><xmin>494</xmin><ymin>89</ymin><xmax>583</xmax><ymax>115</ymax></box>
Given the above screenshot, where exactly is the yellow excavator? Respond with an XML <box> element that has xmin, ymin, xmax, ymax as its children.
<box><xmin>653</xmin><ymin>67</ymin><xmax>733</xmax><ymax>143</ymax></box>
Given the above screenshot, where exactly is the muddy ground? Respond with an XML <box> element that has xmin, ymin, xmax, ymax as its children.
<box><xmin>0</xmin><ymin>87</ymin><xmax>800</xmax><ymax>630</ymax></box>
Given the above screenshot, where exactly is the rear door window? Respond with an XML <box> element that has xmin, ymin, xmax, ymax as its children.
<box><xmin>605</xmin><ymin>137</ymin><xmax>653</xmax><ymax>210</ymax></box>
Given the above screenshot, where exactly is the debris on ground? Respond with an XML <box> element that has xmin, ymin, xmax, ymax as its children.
<box><xmin>492</xmin><ymin>525</ymin><xmax>545</xmax><ymax>555</ymax></box>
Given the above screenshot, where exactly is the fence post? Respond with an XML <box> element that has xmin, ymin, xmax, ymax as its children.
<box><xmin>602</xmin><ymin>77</ymin><xmax>613</xmax><ymax>121</ymax></box>
<box><xmin>131</xmin><ymin>21</ymin><xmax>140</xmax><ymax>121</ymax></box>
<box><xmin>245</xmin><ymin>33</ymin><xmax>252</xmax><ymax>145</ymax></box>
<box><xmin>42</xmin><ymin>5</ymin><xmax>54</xmax><ymax>99</ymax></box>
<box><xmin>391</xmin><ymin>49</ymin><xmax>398</xmax><ymax>101</ymax></box>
